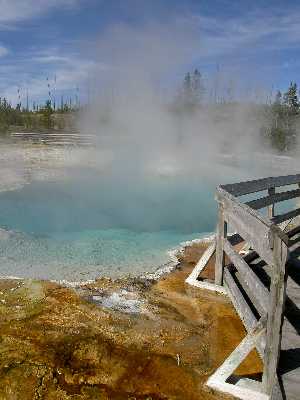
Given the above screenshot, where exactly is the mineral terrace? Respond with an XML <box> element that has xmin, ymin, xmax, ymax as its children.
<box><xmin>0</xmin><ymin>241</ymin><xmax>262</xmax><ymax>399</ymax></box>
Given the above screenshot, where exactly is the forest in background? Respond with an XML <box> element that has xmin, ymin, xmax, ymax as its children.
<box><xmin>1</xmin><ymin>71</ymin><xmax>300</xmax><ymax>153</ymax></box>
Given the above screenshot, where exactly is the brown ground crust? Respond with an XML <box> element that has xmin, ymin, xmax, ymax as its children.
<box><xmin>0</xmin><ymin>241</ymin><xmax>262</xmax><ymax>399</ymax></box>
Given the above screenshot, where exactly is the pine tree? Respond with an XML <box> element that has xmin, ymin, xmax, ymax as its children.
<box><xmin>283</xmin><ymin>82</ymin><xmax>299</xmax><ymax>111</ymax></box>
<box><xmin>266</xmin><ymin>84</ymin><xmax>299</xmax><ymax>152</ymax></box>
<box><xmin>181</xmin><ymin>70</ymin><xmax>205</xmax><ymax>109</ymax></box>
<box><xmin>191</xmin><ymin>69</ymin><xmax>205</xmax><ymax>104</ymax></box>
<box><xmin>183</xmin><ymin>72</ymin><xmax>192</xmax><ymax>99</ymax></box>
<box><xmin>40</xmin><ymin>100</ymin><xmax>54</xmax><ymax>129</ymax></box>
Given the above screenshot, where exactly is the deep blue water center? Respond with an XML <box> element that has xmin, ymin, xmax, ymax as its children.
<box><xmin>0</xmin><ymin>171</ymin><xmax>217</xmax><ymax>281</ymax></box>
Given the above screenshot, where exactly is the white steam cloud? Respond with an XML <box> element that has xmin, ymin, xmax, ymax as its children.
<box><xmin>79</xmin><ymin>19</ymin><xmax>290</xmax><ymax>180</ymax></box>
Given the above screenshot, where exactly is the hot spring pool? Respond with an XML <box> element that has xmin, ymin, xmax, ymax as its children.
<box><xmin>0</xmin><ymin>171</ymin><xmax>219</xmax><ymax>282</ymax></box>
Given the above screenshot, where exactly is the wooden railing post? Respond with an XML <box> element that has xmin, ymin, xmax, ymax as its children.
<box><xmin>268</xmin><ymin>187</ymin><xmax>275</xmax><ymax>219</ymax></box>
<box><xmin>215</xmin><ymin>202</ymin><xmax>227</xmax><ymax>285</ymax></box>
<box><xmin>262</xmin><ymin>233</ymin><xmax>288</xmax><ymax>396</ymax></box>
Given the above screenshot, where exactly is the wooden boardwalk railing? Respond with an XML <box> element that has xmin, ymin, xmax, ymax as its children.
<box><xmin>11</xmin><ymin>132</ymin><xmax>95</xmax><ymax>146</ymax></box>
<box><xmin>186</xmin><ymin>174</ymin><xmax>300</xmax><ymax>400</ymax></box>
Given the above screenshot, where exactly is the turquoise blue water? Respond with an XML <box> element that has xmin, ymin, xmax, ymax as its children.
<box><xmin>0</xmin><ymin>164</ymin><xmax>294</xmax><ymax>282</ymax></box>
<box><xmin>0</xmin><ymin>172</ymin><xmax>217</xmax><ymax>281</ymax></box>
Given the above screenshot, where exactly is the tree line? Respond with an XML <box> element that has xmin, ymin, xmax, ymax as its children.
<box><xmin>0</xmin><ymin>97</ymin><xmax>79</xmax><ymax>133</ymax></box>
<box><xmin>1</xmin><ymin>73</ymin><xmax>300</xmax><ymax>153</ymax></box>
<box><xmin>262</xmin><ymin>83</ymin><xmax>300</xmax><ymax>152</ymax></box>
<box><xmin>178</xmin><ymin>71</ymin><xmax>300</xmax><ymax>153</ymax></box>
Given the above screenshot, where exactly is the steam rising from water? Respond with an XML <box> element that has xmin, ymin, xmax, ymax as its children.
<box><xmin>1</xmin><ymin>19</ymin><xmax>300</xmax><ymax>281</ymax></box>
<box><xmin>79</xmin><ymin>19</ymin><xmax>280</xmax><ymax>181</ymax></box>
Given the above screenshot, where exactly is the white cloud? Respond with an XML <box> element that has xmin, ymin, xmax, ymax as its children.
<box><xmin>2</xmin><ymin>5</ymin><xmax>300</xmax><ymax>105</ymax></box>
<box><xmin>0</xmin><ymin>44</ymin><xmax>9</xmax><ymax>57</ymax></box>
<box><xmin>195</xmin><ymin>8</ymin><xmax>300</xmax><ymax>58</ymax></box>
<box><xmin>0</xmin><ymin>48</ymin><xmax>104</xmax><ymax>105</ymax></box>
<box><xmin>0</xmin><ymin>0</ymin><xmax>80</xmax><ymax>25</ymax></box>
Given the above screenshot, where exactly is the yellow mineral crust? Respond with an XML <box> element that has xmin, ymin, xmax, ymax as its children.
<box><xmin>0</xmin><ymin>242</ymin><xmax>262</xmax><ymax>399</ymax></box>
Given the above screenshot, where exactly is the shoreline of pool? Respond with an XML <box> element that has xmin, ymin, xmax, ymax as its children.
<box><xmin>0</xmin><ymin>233</ymin><xmax>215</xmax><ymax>288</ymax></box>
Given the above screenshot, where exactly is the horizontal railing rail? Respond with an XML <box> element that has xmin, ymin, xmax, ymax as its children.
<box><xmin>246</xmin><ymin>188</ymin><xmax>300</xmax><ymax>210</ymax></box>
<box><xmin>221</xmin><ymin>174</ymin><xmax>300</xmax><ymax>197</ymax></box>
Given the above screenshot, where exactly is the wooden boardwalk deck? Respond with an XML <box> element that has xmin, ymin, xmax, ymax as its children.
<box><xmin>10</xmin><ymin>131</ymin><xmax>95</xmax><ymax>146</ymax></box>
<box><xmin>245</xmin><ymin>236</ymin><xmax>300</xmax><ymax>399</ymax></box>
<box><xmin>279</xmin><ymin>240</ymin><xmax>300</xmax><ymax>400</ymax></box>
<box><xmin>186</xmin><ymin>174</ymin><xmax>300</xmax><ymax>400</ymax></box>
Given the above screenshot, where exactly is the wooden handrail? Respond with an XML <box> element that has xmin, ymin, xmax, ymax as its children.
<box><xmin>189</xmin><ymin>174</ymin><xmax>299</xmax><ymax>399</ymax></box>
<box><xmin>221</xmin><ymin>174</ymin><xmax>300</xmax><ymax>196</ymax></box>
<box><xmin>246</xmin><ymin>188</ymin><xmax>300</xmax><ymax>210</ymax></box>
<box><xmin>214</xmin><ymin>175</ymin><xmax>293</xmax><ymax>399</ymax></box>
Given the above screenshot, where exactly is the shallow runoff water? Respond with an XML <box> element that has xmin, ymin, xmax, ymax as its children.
<box><xmin>0</xmin><ymin>157</ymin><xmax>293</xmax><ymax>283</ymax></box>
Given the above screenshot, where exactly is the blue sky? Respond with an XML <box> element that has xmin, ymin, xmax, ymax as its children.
<box><xmin>1</xmin><ymin>0</ymin><xmax>300</xmax><ymax>106</ymax></box>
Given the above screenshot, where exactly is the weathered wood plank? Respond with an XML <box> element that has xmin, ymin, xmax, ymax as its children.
<box><xmin>268</xmin><ymin>187</ymin><xmax>276</xmax><ymax>219</ymax></box>
<box><xmin>208</xmin><ymin>317</ymin><xmax>266</xmax><ymax>382</ymax></box>
<box><xmin>224</xmin><ymin>268</ymin><xmax>267</xmax><ymax>357</ymax></box>
<box><xmin>234</xmin><ymin>271</ymin><xmax>267</xmax><ymax>319</ymax></box>
<box><xmin>207</xmin><ymin>318</ymin><xmax>268</xmax><ymax>400</ymax></box>
<box><xmin>221</xmin><ymin>174</ymin><xmax>300</xmax><ymax>197</ymax></box>
<box><xmin>224</xmin><ymin>239</ymin><xmax>269</xmax><ymax>315</ymax></box>
<box><xmin>279</xmin><ymin>264</ymin><xmax>300</xmax><ymax>400</ymax></box>
<box><xmin>217</xmin><ymin>186</ymin><xmax>273</xmax><ymax>228</ymax></box>
<box><xmin>263</xmin><ymin>236</ymin><xmax>289</xmax><ymax>395</ymax></box>
<box><xmin>244</xmin><ymin>250</ymin><xmax>260</xmax><ymax>264</ymax></box>
<box><xmin>215</xmin><ymin>204</ymin><xmax>227</xmax><ymax>285</ymax></box>
<box><xmin>224</xmin><ymin>268</ymin><xmax>258</xmax><ymax>332</ymax></box>
<box><xmin>223</xmin><ymin>210</ymin><xmax>273</xmax><ymax>266</ymax></box>
<box><xmin>217</xmin><ymin>187</ymin><xmax>289</xmax><ymax>259</ymax></box>
<box><xmin>246</xmin><ymin>188</ymin><xmax>300</xmax><ymax>211</ymax></box>
<box><xmin>272</xmin><ymin>208</ymin><xmax>300</xmax><ymax>225</ymax></box>
<box><xmin>286</xmin><ymin>224</ymin><xmax>300</xmax><ymax>238</ymax></box>
<box><xmin>207</xmin><ymin>380</ymin><xmax>269</xmax><ymax>400</ymax></box>
<box><xmin>270</xmin><ymin>225</ymin><xmax>290</xmax><ymax>247</ymax></box>
<box><xmin>186</xmin><ymin>239</ymin><xmax>216</xmax><ymax>282</ymax></box>
<box><xmin>185</xmin><ymin>277</ymin><xmax>228</xmax><ymax>295</ymax></box>
<box><xmin>11</xmin><ymin>133</ymin><xmax>94</xmax><ymax>137</ymax></box>
<box><xmin>212</xmin><ymin>177</ymin><xmax>296</xmax><ymax>399</ymax></box>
